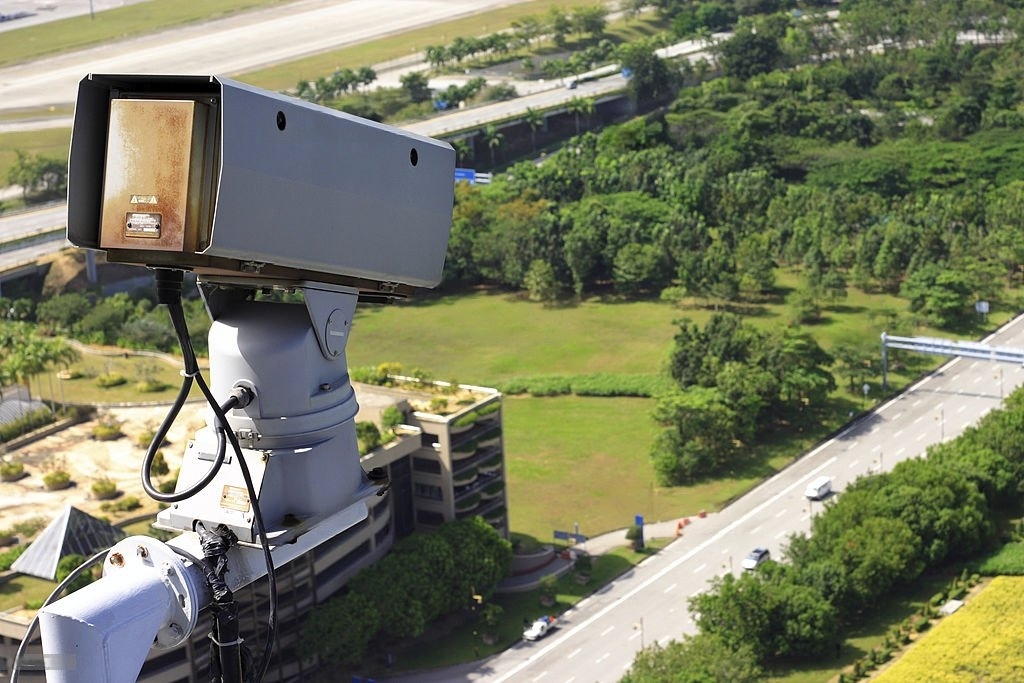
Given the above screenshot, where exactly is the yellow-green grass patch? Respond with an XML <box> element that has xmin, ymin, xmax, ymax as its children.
<box><xmin>874</xmin><ymin>576</ymin><xmax>1024</xmax><ymax>683</ymax></box>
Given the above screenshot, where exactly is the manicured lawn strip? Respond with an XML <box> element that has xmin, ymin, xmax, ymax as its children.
<box><xmin>0</xmin><ymin>105</ymin><xmax>73</xmax><ymax>122</ymax></box>
<box><xmin>764</xmin><ymin>572</ymin><xmax>954</xmax><ymax>683</ymax></box>
<box><xmin>0</xmin><ymin>0</ymin><xmax>292</xmax><ymax>67</ymax></box>
<box><xmin>873</xmin><ymin>576</ymin><xmax>1024</xmax><ymax>683</ymax></box>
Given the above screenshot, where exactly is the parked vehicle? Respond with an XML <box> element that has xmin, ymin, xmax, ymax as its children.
<box><xmin>804</xmin><ymin>476</ymin><xmax>833</xmax><ymax>501</ymax></box>
<box><xmin>524</xmin><ymin>615</ymin><xmax>557</xmax><ymax>641</ymax></box>
<box><xmin>741</xmin><ymin>547</ymin><xmax>770</xmax><ymax>571</ymax></box>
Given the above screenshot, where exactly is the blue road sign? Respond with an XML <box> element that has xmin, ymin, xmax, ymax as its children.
<box><xmin>454</xmin><ymin>167</ymin><xmax>477</xmax><ymax>184</ymax></box>
<box><xmin>554</xmin><ymin>530</ymin><xmax>570</xmax><ymax>540</ymax></box>
<box><xmin>635</xmin><ymin>514</ymin><xmax>644</xmax><ymax>527</ymax></box>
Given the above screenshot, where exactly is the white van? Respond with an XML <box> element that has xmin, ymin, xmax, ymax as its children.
<box><xmin>805</xmin><ymin>476</ymin><xmax>832</xmax><ymax>500</ymax></box>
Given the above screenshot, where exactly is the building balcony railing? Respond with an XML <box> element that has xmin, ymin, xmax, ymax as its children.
<box><xmin>452</xmin><ymin>466</ymin><xmax>479</xmax><ymax>487</ymax></box>
<box><xmin>453</xmin><ymin>444</ymin><xmax>501</xmax><ymax>477</ymax></box>
<box><xmin>454</xmin><ymin>469</ymin><xmax>501</xmax><ymax>498</ymax></box>
<box><xmin>455</xmin><ymin>492</ymin><xmax>481</xmax><ymax>513</ymax></box>
<box><xmin>451</xmin><ymin>439</ymin><xmax>478</xmax><ymax>461</ymax></box>
<box><xmin>479</xmin><ymin>481</ymin><xmax>503</xmax><ymax>500</ymax></box>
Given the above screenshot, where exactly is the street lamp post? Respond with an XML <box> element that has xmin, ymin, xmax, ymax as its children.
<box><xmin>634</xmin><ymin>617</ymin><xmax>645</xmax><ymax>649</ymax></box>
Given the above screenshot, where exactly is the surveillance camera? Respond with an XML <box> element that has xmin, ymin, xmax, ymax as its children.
<box><xmin>67</xmin><ymin>74</ymin><xmax>456</xmax><ymax>293</ymax></box>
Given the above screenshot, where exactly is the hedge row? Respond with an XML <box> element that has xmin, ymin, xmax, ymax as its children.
<box><xmin>498</xmin><ymin>373</ymin><xmax>673</xmax><ymax>398</ymax></box>
<box><xmin>0</xmin><ymin>407</ymin><xmax>53</xmax><ymax>442</ymax></box>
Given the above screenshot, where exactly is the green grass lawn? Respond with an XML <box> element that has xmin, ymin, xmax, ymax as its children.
<box><xmin>348</xmin><ymin>289</ymin><xmax>680</xmax><ymax>384</ymax></box>
<box><xmin>347</xmin><ymin>284</ymin><xmax>978</xmax><ymax>394</ymax></box>
<box><xmin>32</xmin><ymin>351</ymin><xmax>203</xmax><ymax>406</ymax></box>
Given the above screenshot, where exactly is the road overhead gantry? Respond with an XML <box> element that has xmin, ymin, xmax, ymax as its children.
<box><xmin>881</xmin><ymin>332</ymin><xmax>1024</xmax><ymax>389</ymax></box>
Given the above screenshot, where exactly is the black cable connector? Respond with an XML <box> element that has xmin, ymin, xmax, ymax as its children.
<box><xmin>196</xmin><ymin>522</ymin><xmax>250</xmax><ymax>683</ymax></box>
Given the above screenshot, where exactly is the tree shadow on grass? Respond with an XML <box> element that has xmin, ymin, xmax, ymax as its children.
<box><xmin>828</xmin><ymin>303</ymin><xmax>868</xmax><ymax>315</ymax></box>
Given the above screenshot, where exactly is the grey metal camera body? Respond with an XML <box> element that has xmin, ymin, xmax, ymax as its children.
<box><xmin>67</xmin><ymin>73</ymin><xmax>455</xmax><ymax>293</ymax></box>
<box><xmin>36</xmin><ymin>75</ymin><xmax>457</xmax><ymax>683</ymax></box>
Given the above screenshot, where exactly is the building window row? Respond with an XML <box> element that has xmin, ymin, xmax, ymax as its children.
<box><xmin>414</xmin><ymin>483</ymin><xmax>443</xmax><ymax>500</ymax></box>
<box><xmin>413</xmin><ymin>456</ymin><xmax>442</xmax><ymax>474</ymax></box>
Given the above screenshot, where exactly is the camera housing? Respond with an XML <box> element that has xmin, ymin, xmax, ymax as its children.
<box><xmin>67</xmin><ymin>74</ymin><xmax>455</xmax><ymax>294</ymax></box>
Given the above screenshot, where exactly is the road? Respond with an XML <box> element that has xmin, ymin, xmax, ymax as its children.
<box><xmin>0</xmin><ymin>204</ymin><xmax>64</xmax><ymax>241</ymax></box>
<box><xmin>0</xmin><ymin>0</ymin><xmax>149</xmax><ymax>34</ymax></box>
<box><xmin>0</xmin><ymin>0</ymin><xmax>534</xmax><ymax>111</ymax></box>
<box><xmin>383</xmin><ymin>315</ymin><xmax>1024</xmax><ymax>683</ymax></box>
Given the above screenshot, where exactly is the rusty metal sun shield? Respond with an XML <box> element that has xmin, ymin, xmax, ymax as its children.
<box><xmin>66</xmin><ymin>74</ymin><xmax>455</xmax><ymax>293</ymax></box>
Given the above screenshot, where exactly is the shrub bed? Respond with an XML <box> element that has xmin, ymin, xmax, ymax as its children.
<box><xmin>95</xmin><ymin>373</ymin><xmax>127</xmax><ymax>388</ymax></box>
<box><xmin>43</xmin><ymin>470</ymin><xmax>71</xmax><ymax>490</ymax></box>
<box><xmin>91</xmin><ymin>478</ymin><xmax>118</xmax><ymax>500</ymax></box>
<box><xmin>0</xmin><ymin>461</ymin><xmax>25</xmax><ymax>482</ymax></box>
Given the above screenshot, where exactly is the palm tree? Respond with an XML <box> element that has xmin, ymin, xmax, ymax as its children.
<box><xmin>481</xmin><ymin>125</ymin><xmax>504</xmax><ymax>167</ymax></box>
<box><xmin>451</xmin><ymin>138</ymin><xmax>472</xmax><ymax>166</ymax></box>
<box><xmin>524</xmin><ymin>108</ymin><xmax>543</xmax><ymax>152</ymax></box>
<box><xmin>44</xmin><ymin>338</ymin><xmax>80</xmax><ymax>414</ymax></box>
<box><xmin>356</xmin><ymin>66</ymin><xmax>377</xmax><ymax>92</ymax></box>
<box><xmin>567</xmin><ymin>97</ymin><xmax>594</xmax><ymax>135</ymax></box>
